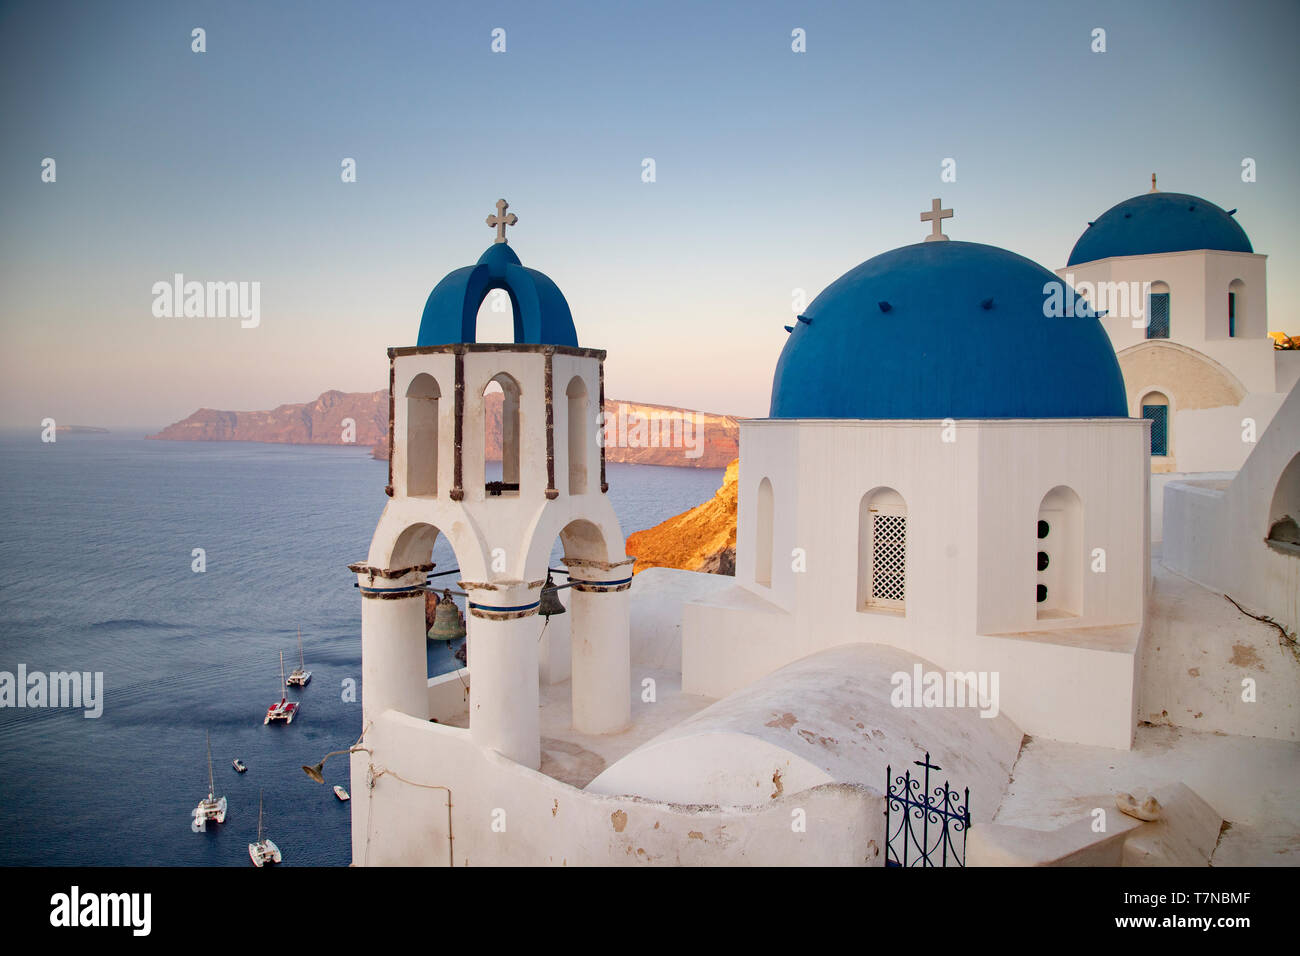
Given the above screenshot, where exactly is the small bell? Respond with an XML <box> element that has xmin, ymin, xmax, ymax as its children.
<box><xmin>427</xmin><ymin>589</ymin><xmax>466</xmax><ymax>642</ymax></box>
<box><xmin>538</xmin><ymin>572</ymin><xmax>566</xmax><ymax>618</ymax></box>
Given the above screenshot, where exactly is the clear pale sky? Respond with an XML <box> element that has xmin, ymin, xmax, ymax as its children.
<box><xmin>1</xmin><ymin>0</ymin><xmax>1297</xmax><ymax>427</ymax></box>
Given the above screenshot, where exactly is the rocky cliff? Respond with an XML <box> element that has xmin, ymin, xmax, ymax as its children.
<box><xmin>148</xmin><ymin>390</ymin><xmax>388</xmax><ymax>449</ymax></box>
<box><xmin>153</xmin><ymin>389</ymin><xmax>740</xmax><ymax>469</ymax></box>
<box><xmin>625</xmin><ymin>458</ymin><xmax>738</xmax><ymax>575</ymax></box>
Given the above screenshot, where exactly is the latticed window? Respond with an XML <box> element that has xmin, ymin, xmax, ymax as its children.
<box><xmin>870</xmin><ymin>513</ymin><xmax>907</xmax><ymax>607</ymax></box>
<box><xmin>1143</xmin><ymin>404</ymin><xmax>1168</xmax><ymax>456</ymax></box>
<box><xmin>1147</xmin><ymin>292</ymin><xmax>1170</xmax><ymax>339</ymax></box>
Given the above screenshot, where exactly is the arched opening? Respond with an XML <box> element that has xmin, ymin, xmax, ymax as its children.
<box><xmin>1037</xmin><ymin>486</ymin><xmax>1082</xmax><ymax>619</ymax></box>
<box><xmin>404</xmin><ymin>373</ymin><xmax>439</xmax><ymax>496</ymax></box>
<box><xmin>475</xmin><ymin>288</ymin><xmax>518</xmax><ymax>343</ymax></box>
<box><xmin>1147</xmin><ymin>281</ymin><xmax>1170</xmax><ymax>339</ymax></box>
<box><xmin>858</xmin><ymin>488</ymin><xmax>907</xmax><ymax>612</ymax></box>
<box><xmin>1266</xmin><ymin>453</ymin><xmax>1300</xmax><ymax>555</ymax></box>
<box><xmin>484</xmin><ymin>372</ymin><xmax>521</xmax><ymax>496</ymax></box>
<box><xmin>383</xmin><ymin>522</ymin><xmax>469</xmax><ymax>716</ymax></box>
<box><xmin>755</xmin><ymin>478</ymin><xmax>774</xmax><ymax>587</ymax></box>
<box><xmin>1228</xmin><ymin>279</ymin><xmax>1245</xmax><ymax>338</ymax></box>
<box><xmin>1140</xmin><ymin>390</ymin><xmax>1170</xmax><ymax>457</ymax></box>
<box><xmin>566</xmin><ymin>376</ymin><xmax>588</xmax><ymax>495</ymax></box>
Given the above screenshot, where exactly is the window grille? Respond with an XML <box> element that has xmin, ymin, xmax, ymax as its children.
<box><xmin>1147</xmin><ymin>292</ymin><xmax>1170</xmax><ymax>339</ymax></box>
<box><xmin>870</xmin><ymin>513</ymin><xmax>907</xmax><ymax>606</ymax></box>
<box><xmin>1142</xmin><ymin>404</ymin><xmax>1168</xmax><ymax>456</ymax></box>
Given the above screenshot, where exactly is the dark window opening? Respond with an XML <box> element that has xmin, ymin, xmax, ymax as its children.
<box><xmin>1143</xmin><ymin>404</ymin><xmax>1169</xmax><ymax>456</ymax></box>
<box><xmin>1148</xmin><ymin>292</ymin><xmax>1170</xmax><ymax>339</ymax></box>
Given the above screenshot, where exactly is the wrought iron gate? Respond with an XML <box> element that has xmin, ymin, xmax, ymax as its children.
<box><xmin>884</xmin><ymin>752</ymin><xmax>970</xmax><ymax>867</ymax></box>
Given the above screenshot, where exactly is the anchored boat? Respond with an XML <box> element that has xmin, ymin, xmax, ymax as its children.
<box><xmin>193</xmin><ymin>732</ymin><xmax>228</xmax><ymax>828</ymax></box>
<box><xmin>286</xmin><ymin>627</ymin><xmax>311</xmax><ymax>687</ymax></box>
<box><xmin>264</xmin><ymin>651</ymin><xmax>300</xmax><ymax>725</ymax></box>
<box><xmin>247</xmin><ymin>791</ymin><xmax>282</xmax><ymax>867</ymax></box>
<box><xmin>333</xmin><ymin>785</ymin><xmax>351</xmax><ymax>802</ymax></box>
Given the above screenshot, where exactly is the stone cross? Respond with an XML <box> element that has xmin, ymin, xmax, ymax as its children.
<box><xmin>486</xmin><ymin>199</ymin><xmax>518</xmax><ymax>243</ymax></box>
<box><xmin>1150</xmin><ymin>173</ymin><xmax>1158</xmax><ymax>193</ymax></box>
<box><xmin>921</xmin><ymin>198</ymin><xmax>952</xmax><ymax>242</ymax></box>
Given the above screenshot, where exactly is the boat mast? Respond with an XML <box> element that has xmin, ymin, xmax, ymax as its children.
<box><xmin>257</xmin><ymin>790</ymin><xmax>264</xmax><ymax>843</ymax></box>
<box><xmin>297</xmin><ymin>627</ymin><xmax>305</xmax><ymax>670</ymax></box>
<box><xmin>205</xmin><ymin>731</ymin><xmax>215</xmax><ymax>799</ymax></box>
<box><xmin>279</xmin><ymin>650</ymin><xmax>286</xmax><ymax>696</ymax></box>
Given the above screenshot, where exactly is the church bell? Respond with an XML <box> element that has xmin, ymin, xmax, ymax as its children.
<box><xmin>427</xmin><ymin>589</ymin><xmax>467</xmax><ymax>642</ymax></box>
<box><xmin>538</xmin><ymin>572</ymin><xmax>566</xmax><ymax>618</ymax></box>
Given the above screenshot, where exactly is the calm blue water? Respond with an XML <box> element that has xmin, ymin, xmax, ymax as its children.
<box><xmin>0</xmin><ymin>431</ymin><xmax>723</xmax><ymax>866</ymax></box>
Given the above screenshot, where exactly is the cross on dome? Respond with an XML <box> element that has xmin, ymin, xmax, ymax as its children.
<box><xmin>1150</xmin><ymin>173</ymin><xmax>1158</xmax><ymax>193</ymax></box>
<box><xmin>486</xmin><ymin>198</ymin><xmax>518</xmax><ymax>244</ymax></box>
<box><xmin>921</xmin><ymin>198</ymin><xmax>952</xmax><ymax>242</ymax></box>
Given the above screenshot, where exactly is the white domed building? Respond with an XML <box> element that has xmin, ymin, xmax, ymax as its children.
<box><xmin>1057</xmin><ymin>180</ymin><xmax>1299</xmax><ymax>541</ymax></box>
<box><xmin>679</xmin><ymin>213</ymin><xmax>1150</xmax><ymax>752</ymax></box>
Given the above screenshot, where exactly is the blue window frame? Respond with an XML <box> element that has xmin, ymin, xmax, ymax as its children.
<box><xmin>1143</xmin><ymin>404</ymin><xmax>1168</xmax><ymax>456</ymax></box>
<box><xmin>1147</xmin><ymin>292</ymin><xmax>1170</xmax><ymax>339</ymax></box>
<box><xmin>1228</xmin><ymin>291</ymin><xmax>1236</xmax><ymax>337</ymax></box>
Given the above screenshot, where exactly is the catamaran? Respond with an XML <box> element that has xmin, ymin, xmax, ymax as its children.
<box><xmin>247</xmin><ymin>790</ymin><xmax>282</xmax><ymax>867</ymax></box>
<box><xmin>264</xmin><ymin>650</ymin><xmax>300</xmax><ymax>725</ymax></box>
<box><xmin>193</xmin><ymin>731</ymin><xmax>228</xmax><ymax>827</ymax></box>
<box><xmin>286</xmin><ymin>627</ymin><xmax>311</xmax><ymax>687</ymax></box>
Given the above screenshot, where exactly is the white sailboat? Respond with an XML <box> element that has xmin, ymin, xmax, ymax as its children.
<box><xmin>286</xmin><ymin>627</ymin><xmax>311</xmax><ymax>687</ymax></box>
<box><xmin>264</xmin><ymin>650</ymin><xmax>300</xmax><ymax>725</ymax></box>
<box><xmin>192</xmin><ymin>731</ymin><xmax>228</xmax><ymax>828</ymax></box>
<box><xmin>247</xmin><ymin>790</ymin><xmax>282</xmax><ymax>867</ymax></box>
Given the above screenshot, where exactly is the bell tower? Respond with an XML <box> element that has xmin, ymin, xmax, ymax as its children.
<box><xmin>352</xmin><ymin>201</ymin><xmax>633</xmax><ymax>771</ymax></box>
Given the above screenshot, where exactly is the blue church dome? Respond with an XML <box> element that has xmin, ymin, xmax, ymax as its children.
<box><xmin>1068</xmin><ymin>190</ymin><xmax>1252</xmax><ymax>266</ymax></box>
<box><xmin>769</xmin><ymin>241</ymin><xmax>1128</xmax><ymax>420</ymax></box>
<box><xmin>417</xmin><ymin>241</ymin><xmax>579</xmax><ymax>347</ymax></box>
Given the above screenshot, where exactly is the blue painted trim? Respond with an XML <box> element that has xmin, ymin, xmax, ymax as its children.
<box><xmin>571</xmin><ymin>575</ymin><xmax>634</xmax><ymax>589</ymax></box>
<box><xmin>358</xmin><ymin>583</ymin><xmax>425</xmax><ymax>595</ymax></box>
<box><xmin>469</xmin><ymin>600</ymin><xmax>541</xmax><ymax>613</ymax></box>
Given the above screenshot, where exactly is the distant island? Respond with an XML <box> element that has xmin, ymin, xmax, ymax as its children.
<box><xmin>56</xmin><ymin>425</ymin><xmax>110</xmax><ymax>435</ymax></box>
<box><xmin>150</xmin><ymin>389</ymin><xmax>740</xmax><ymax>469</ymax></box>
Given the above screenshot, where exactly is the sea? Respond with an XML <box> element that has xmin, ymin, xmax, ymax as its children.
<box><xmin>0</xmin><ymin>430</ymin><xmax>724</xmax><ymax>866</ymax></box>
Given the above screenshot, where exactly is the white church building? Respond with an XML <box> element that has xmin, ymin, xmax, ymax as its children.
<box><xmin>337</xmin><ymin>197</ymin><xmax>1297</xmax><ymax>867</ymax></box>
<box><xmin>1057</xmin><ymin>177</ymin><xmax>1300</xmax><ymax>541</ymax></box>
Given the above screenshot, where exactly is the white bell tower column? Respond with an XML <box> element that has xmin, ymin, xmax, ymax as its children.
<box><xmin>565</xmin><ymin>558</ymin><xmax>633</xmax><ymax>734</ymax></box>
<box><xmin>465</xmin><ymin>582</ymin><xmax>542</xmax><ymax>770</ymax></box>
<box><xmin>352</xmin><ymin>562</ymin><xmax>432</xmax><ymax>725</ymax></box>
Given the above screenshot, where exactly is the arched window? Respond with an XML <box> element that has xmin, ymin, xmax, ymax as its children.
<box><xmin>1147</xmin><ymin>281</ymin><xmax>1170</xmax><ymax>339</ymax></box>
<box><xmin>1140</xmin><ymin>390</ymin><xmax>1170</xmax><ymax>457</ymax></box>
<box><xmin>1037</xmin><ymin>486</ymin><xmax>1082</xmax><ymax>618</ymax></box>
<box><xmin>858</xmin><ymin>488</ymin><xmax>907</xmax><ymax>611</ymax></box>
<box><xmin>475</xmin><ymin>288</ymin><xmax>518</xmax><ymax>343</ymax></box>
<box><xmin>405</xmin><ymin>373</ymin><xmax>439</xmax><ymax>496</ymax></box>
<box><xmin>755</xmin><ymin>478</ymin><xmax>773</xmax><ymax>587</ymax></box>
<box><xmin>484</xmin><ymin>373</ymin><xmax>521</xmax><ymax>496</ymax></box>
<box><xmin>1228</xmin><ymin>279</ymin><xmax>1245</xmax><ymax>338</ymax></box>
<box><xmin>566</xmin><ymin>376</ymin><xmax>588</xmax><ymax>495</ymax></box>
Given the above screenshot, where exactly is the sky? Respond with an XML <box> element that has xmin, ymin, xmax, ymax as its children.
<box><xmin>1</xmin><ymin>0</ymin><xmax>1297</xmax><ymax>427</ymax></box>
